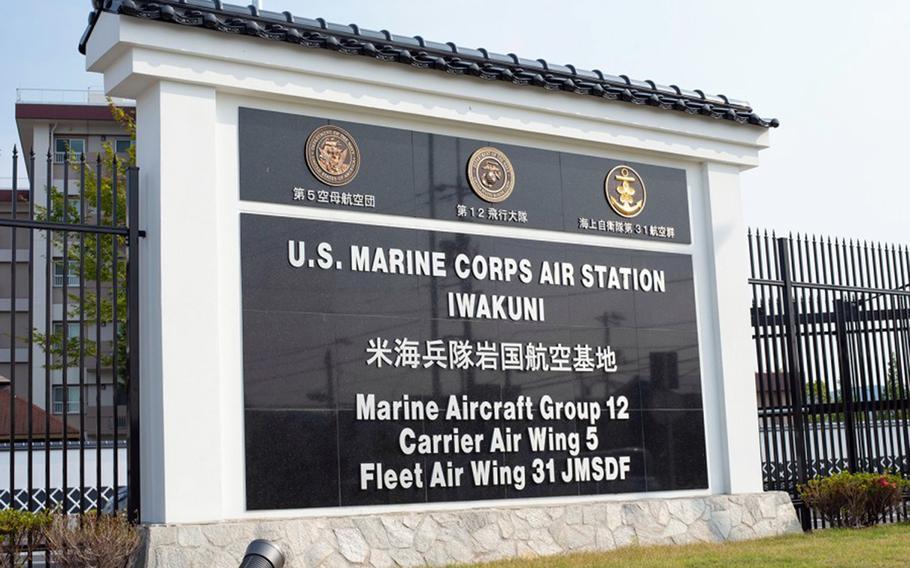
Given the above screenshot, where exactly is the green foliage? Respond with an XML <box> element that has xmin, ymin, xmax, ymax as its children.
<box><xmin>0</xmin><ymin>509</ymin><xmax>51</xmax><ymax>568</ymax></box>
<box><xmin>804</xmin><ymin>379</ymin><xmax>831</xmax><ymax>404</ymax></box>
<box><xmin>884</xmin><ymin>353</ymin><xmax>903</xmax><ymax>402</ymax></box>
<box><xmin>44</xmin><ymin>511</ymin><xmax>139</xmax><ymax>568</ymax></box>
<box><xmin>803</xmin><ymin>379</ymin><xmax>838</xmax><ymax>424</ymax></box>
<box><xmin>32</xmin><ymin>99</ymin><xmax>134</xmax><ymax>385</ymax></box>
<box><xmin>798</xmin><ymin>471</ymin><xmax>908</xmax><ymax>528</ymax></box>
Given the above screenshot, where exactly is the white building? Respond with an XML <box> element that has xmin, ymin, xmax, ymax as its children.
<box><xmin>13</xmin><ymin>88</ymin><xmax>133</xmax><ymax>439</ymax></box>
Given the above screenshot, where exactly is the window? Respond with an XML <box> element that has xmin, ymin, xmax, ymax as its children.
<box><xmin>65</xmin><ymin>196</ymin><xmax>82</xmax><ymax>217</ymax></box>
<box><xmin>54</xmin><ymin>138</ymin><xmax>85</xmax><ymax>163</ymax></box>
<box><xmin>53</xmin><ymin>259</ymin><xmax>80</xmax><ymax>288</ymax></box>
<box><xmin>53</xmin><ymin>322</ymin><xmax>82</xmax><ymax>340</ymax></box>
<box><xmin>52</xmin><ymin>385</ymin><xmax>81</xmax><ymax>415</ymax></box>
<box><xmin>114</xmin><ymin>139</ymin><xmax>133</xmax><ymax>154</ymax></box>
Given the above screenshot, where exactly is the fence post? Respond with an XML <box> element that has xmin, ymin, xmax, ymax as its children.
<box><xmin>127</xmin><ymin>166</ymin><xmax>141</xmax><ymax>523</ymax></box>
<box><xmin>833</xmin><ymin>299</ymin><xmax>859</xmax><ymax>473</ymax></box>
<box><xmin>776</xmin><ymin>237</ymin><xmax>811</xmax><ymax>529</ymax></box>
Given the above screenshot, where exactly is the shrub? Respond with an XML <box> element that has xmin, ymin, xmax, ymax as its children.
<box><xmin>798</xmin><ymin>471</ymin><xmax>908</xmax><ymax>528</ymax></box>
<box><xmin>0</xmin><ymin>509</ymin><xmax>52</xmax><ymax>568</ymax></box>
<box><xmin>44</xmin><ymin>511</ymin><xmax>140</xmax><ymax>568</ymax></box>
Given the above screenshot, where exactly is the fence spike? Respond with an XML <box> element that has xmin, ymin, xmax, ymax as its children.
<box><xmin>12</xmin><ymin>144</ymin><xmax>18</xmax><ymax>158</ymax></box>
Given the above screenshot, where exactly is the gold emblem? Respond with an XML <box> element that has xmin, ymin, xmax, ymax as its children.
<box><xmin>605</xmin><ymin>165</ymin><xmax>646</xmax><ymax>218</ymax></box>
<box><xmin>467</xmin><ymin>146</ymin><xmax>515</xmax><ymax>203</ymax></box>
<box><xmin>305</xmin><ymin>125</ymin><xmax>360</xmax><ymax>186</ymax></box>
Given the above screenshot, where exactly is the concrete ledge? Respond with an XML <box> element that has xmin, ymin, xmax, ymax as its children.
<box><xmin>140</xmin><ymin>492</ymin><xmax>801</xmax><ymax>567</ymax></box>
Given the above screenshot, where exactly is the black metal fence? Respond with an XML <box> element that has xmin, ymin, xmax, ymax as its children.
<box><xmin>0</xmin><ymin>146</ymin><xmax>140</xmax><ymax>530</ymax></box>
<box><xmin>749</xmin><ymin>231</ymin><xmax>910</xmax><ymax>528</ymax></box>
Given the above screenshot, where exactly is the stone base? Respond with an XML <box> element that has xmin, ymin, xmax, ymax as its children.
<box><xmin>139</xmin><ymin>492</ymin><xmax>801</xmax><ymax>567</ymax></box>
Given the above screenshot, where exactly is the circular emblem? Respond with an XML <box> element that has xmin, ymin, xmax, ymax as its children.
<box><xmin>467</xmin><ymin>146</ymin><xmax>515</xmax><ymax>203</ymax></box>
<box><xmin>305</xmin><ymin>125</ymin><xmax>360</xmax><ymax>186</ymax></box>
<box><xmin>605</xmin><ymin>165</ymin><xmax>646</xmax><ymax>218</ymax></box>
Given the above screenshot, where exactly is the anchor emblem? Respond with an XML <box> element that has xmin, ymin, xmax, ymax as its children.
<box><xmin>305</xmin><ymin>125</ymin><xmax>360</xmax><ymax>187</ymax></box>
<box><xmin>605</xmin><ymin>165</ymin><xmax>646</xmax><ymax>218</ymax></box>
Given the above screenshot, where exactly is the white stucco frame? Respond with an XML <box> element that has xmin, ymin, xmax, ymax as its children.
<box><xmin>85</xmin><ymin>12</ymin><xmax>767</xmax><ymax>525</ymax></box>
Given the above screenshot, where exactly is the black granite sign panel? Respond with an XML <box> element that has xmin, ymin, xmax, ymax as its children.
<box><xmin>239</xmin><ymin>108</ymin><xmax>692</xmax><ymax>243</ymax></box>
<box><xmin>241</xmin><ymin>213</ymin><xmax>707</xmax><ymax>510</ymax></box>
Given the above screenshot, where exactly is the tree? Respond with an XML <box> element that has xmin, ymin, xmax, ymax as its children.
<box><xmin>884</xmin><ymin>352</ymin><xmax>903</xmax><ymax>402</ymax></box>
<box><xmin>32</xmin><ymin>100</ymin><xmax>134</xmax><ymax>391</ymax></box>
<box><xmin>805</xmin><ymin>379</ymin><xmax>831</xmax><ymax>405</ymax></box>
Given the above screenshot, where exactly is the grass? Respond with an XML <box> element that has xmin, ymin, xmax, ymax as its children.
<box><xmin>464</xmin><ymin>524</ymin><xmax>910</xmax><ymax>567</ymax></box>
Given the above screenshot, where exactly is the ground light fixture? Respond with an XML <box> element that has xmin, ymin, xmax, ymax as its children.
<box><xmin>239</xmin><ymin>539</ymin><xmax>285</xmax><ymax>568</ymax></box>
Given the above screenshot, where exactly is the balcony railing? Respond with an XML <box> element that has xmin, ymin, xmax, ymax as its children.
<box><xmin>16</xmin><ymin>88</ymin><xmax>133</xmax><ymax>107</ymax></box>
<box><xmin>0</xmin><ymin>177</ymin><xmax>29</xmax><ymax>189</ymax></box>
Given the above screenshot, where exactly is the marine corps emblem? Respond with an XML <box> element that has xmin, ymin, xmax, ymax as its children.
<box><xmin>605</xmin><ymin>165</ymin><xmax>646</xmax><ymax>218</ymax></box>
<box><xmin>467</xmin><ymin>146</ymin><xmax>515</xmax><ymax>203</ymax></box>
<box><xmin>305</xmin><ymin>125</ymin><xmax>360</xmax><ymax>186</ymax></box>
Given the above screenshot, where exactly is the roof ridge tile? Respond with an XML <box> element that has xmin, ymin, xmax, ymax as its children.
<box><xmin>79</xmin><ymin>0</ymin><xmax>777</xmax><ymax>128</ymax></box>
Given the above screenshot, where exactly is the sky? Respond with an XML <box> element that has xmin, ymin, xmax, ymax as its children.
<box><xmin>1</xmin><ymin>0</ymin><xmax>909</xmax><ymax>243</ymax></box>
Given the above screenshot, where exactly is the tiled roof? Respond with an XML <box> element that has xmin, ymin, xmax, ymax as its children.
<box><xmin>0</xmin><ymin>388</ymin><xmax>79</xmax><ymax>440</ymax></box>
<box><xmin>80</xmin><ymin>0</ymin><xmax>779</xmax><ymax>128</ymax></box>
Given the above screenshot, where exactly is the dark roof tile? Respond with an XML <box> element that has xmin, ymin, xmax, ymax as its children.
<box><xmin>573</xmin><ymin>68</ymin><xmax>600</xmax><ymax>82</ymax></box>
<box><xmin>324</xmin><ymin>21</ymin><xmax>355</xmax><ymax>34</ymax></box>
<box><xmin>510</xmin><ymin>56</ymin><xmax>542</xmax><ymax>71</ymax></box>
<box><xmin>453</xmin><ymin>45</ymin><xmax>485</xmax><ymax>59</ymax></box>
<box><xmin>652</xmin><ymin>83</ymin><xmax>678</xmax><ymax>96</ymax></box>
<box><xmin>290</xmin><ymin>15</ymin><xmax>321</xmax><ymax>28</ymax></box>
<box><xmin>258</xmin><ymin>9</ymin><xmax>287</xmax><ymax>21</ymax></box>
<box><xmin>421</xmin><ymin>38</ymin><xmax>454</xmax><ymax>53</ymax></box>
<box><xmin>356</xmin><ymin>27</ymin><xmax>387</xmax><ymax>41</ymax></box>
<box><xmin>218</xmin><ymin>2</ymin><xmax>249</xmax><ymax>16</ymax></box>
<box><xmin>482</xmin><ymin>50</ymin><xmax>513</xmax><ymax>66</ymax></box>
<box><xmin>546</xmin><ymin>62</ymin><xmax>573</xmax><ymax>76</ymax></box>
<box><xmin>81</xmin><ymin>0</ymin><xmax>776</xmax><ymax>127</ymax></box>
<box><xmin>388</xmin><ymin>33</ymin><xmax>420</xmax><ymax>47</ymax></box>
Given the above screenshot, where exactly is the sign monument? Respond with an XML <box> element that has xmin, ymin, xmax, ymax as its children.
<box><xmin>80</xmin><ymin>0</ymin><xmax>800</xmax><ymax>564</ymax></box>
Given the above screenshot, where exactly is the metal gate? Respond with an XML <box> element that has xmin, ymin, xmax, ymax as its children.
<box><xmin>0</xmin><ymin>146</ymin><xmax>140</xmax><ymax>523</ymax></box>
<box><xmin>749</xmin><ymin>231</ymin><xmax>910</xmax><ymax>528</ymax></box>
